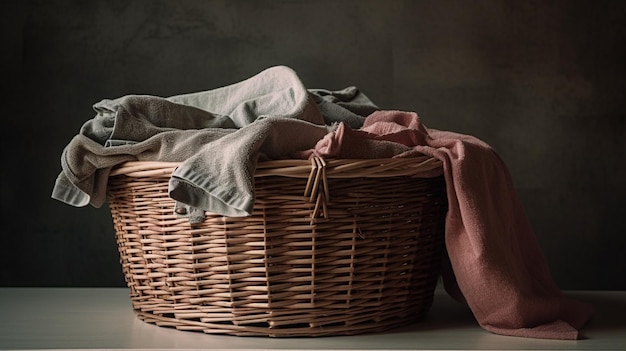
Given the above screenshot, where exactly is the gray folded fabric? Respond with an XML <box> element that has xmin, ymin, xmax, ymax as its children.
<box><xmin>83</xmin><ymin>95</ymin><xmax>237</xmax><ymax>146</ymax></box>
<box><xmin>52</xmin><ymin>129</ymin><xmax>234</xmax><ymax>208</ymax></box>
<box><xmin>52</xmin><ymin>65</ymin><xmax>329</xmax><ymax>221</ymax></box>
<box><xmin>309</xmin><ymin>86</ymin><xmax>379</xmax><ymax>129</ymax></box>
<box><xmin>168</xmin><ymin>66</ymin><xmax>324</xmax><ymax>127</ymax></box>
<box><xmin>169</xmin><ymin>118</ymin><xmax>329</xmax><ymax>218</ymax></box>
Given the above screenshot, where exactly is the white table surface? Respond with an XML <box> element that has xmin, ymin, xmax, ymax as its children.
<box><xmin>0</xmin><ymin>287</ymin><xmax>624</xmax><ymax>350</ymax></box>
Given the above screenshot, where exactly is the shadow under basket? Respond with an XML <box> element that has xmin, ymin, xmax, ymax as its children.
<box><xmin>106</xmin><ymin>156</ymin><xmax>448</xmax><ymax>337</ymax></box>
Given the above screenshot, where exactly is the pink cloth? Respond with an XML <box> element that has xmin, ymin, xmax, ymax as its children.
<box><xmin>303</xmin><ymin>110</ymin><xmax>594</xmax><ymax>340</ymax></box>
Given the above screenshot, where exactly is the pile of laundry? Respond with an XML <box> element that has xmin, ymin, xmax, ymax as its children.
<box><xmin>52</xmin><ymin>65</ymin><xmax>593</xmax><ymax>340</ymax></box>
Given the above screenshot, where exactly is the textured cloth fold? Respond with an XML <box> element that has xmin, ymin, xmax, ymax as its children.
<box><xmin>52</xmin><ymin>66</ymin><xmax>327</xmax><ymax>218</ymax></box>
<box><xmin>169</xmin><ymin>118</ymin><xmax>328</xmax><ymax>217</ymax></box>
<box><xmin>303</xmin><ymin>110</ymin><xmax>594</xmax><ymax>340</ymax></box>
<box><xmin>309</xmin><ymin>86</ymin><xmax>379</xmax><ymax>129</ymax></box>
<box><xmin>52</xmin><ymin>129</ymin><xmax>234</xmax><ymax>208</ymax></box>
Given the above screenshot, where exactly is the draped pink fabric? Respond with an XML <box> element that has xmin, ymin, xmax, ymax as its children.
<box><xmin>303</xmin><ymin>110</ymin><xmax>594</xmax><ymax>339</ymax></box>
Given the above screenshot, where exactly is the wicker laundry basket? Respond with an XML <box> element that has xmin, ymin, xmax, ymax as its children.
<box><xmin>106</xmin><ymin>156</ymin><xmax>447</xmax><ymax>337</ymax></box>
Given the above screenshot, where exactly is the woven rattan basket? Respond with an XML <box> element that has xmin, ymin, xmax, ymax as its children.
<box><xmin>106</xmin><ymin>156</ymin><xmax>447</xmax><ymax>337</ymax></box>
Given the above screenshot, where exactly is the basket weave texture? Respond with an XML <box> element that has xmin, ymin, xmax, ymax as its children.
<box><xmin>106</xmin><ymin>156</ymin><xmax>447</xmax><ymax>337</ymax></box>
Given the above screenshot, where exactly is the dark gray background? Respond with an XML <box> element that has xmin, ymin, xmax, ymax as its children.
<box><xmin>2</xmin><ymin>0</ymin><xmax>624</xmax><ymax>289</ymax></box>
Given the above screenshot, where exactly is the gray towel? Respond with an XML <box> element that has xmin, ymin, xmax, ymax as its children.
<box><xmin>168</xmin><ymin>66</ymin><xmax>324</xmax><ymax>127</ymax></box>
<box><xmin>52</xmin><ymin>65</ymin><xmax>328</xmax><ymax>220</ymax></box>
<box><xmin>83</xmin><ymin>95</ymin><xmax>236</xmax><ymax>146</ymax></box>
<box><xmin>309</xmin><ymin>86</ymin><xmax>379</xmax><ymax>129</ymax></box>
<box><xmin>52</xmin><ymin>129</ymin><xmax>233</xmax><ymax>208</ymax></box>
<box><xmin>169</xmin><ymin>118</ymin><xmax>329</xmax><ymax>217</ymax></box>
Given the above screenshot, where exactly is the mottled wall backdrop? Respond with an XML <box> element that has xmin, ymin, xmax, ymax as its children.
<box><xmin>2</xmin><ymin>0</ymin><xmax>624</xmax><ymax>289</ymax></box>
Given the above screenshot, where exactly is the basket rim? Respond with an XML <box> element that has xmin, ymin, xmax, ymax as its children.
<box><xmin>108</xmin><ymin>156</ymin><xmax>443</xmax><ymax>179</ymax></box>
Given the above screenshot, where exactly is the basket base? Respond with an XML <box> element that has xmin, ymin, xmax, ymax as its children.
<box><xmin>131</xmin><ymin>298</ymin><xmax>435</xmax><ymax>337</ymax></box>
